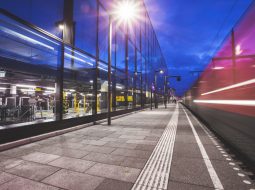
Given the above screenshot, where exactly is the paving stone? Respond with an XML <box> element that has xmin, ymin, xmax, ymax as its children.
<box><xmin>95</xmin><ymin>179</ymin><xmax>133</xmax><ymax>190</ymax></box>
<box><xmin>126</xmin><ymin>139</ymin><xmax>157</xmax><ymax>145</ymax></box>
<box><xmin>104</xmin><ymin>142</ymin><xmax>137</xmax><ymax>149</ymax></box>
<box><xmin>0</xmin><ymin>177</ymin><xmax>59</xmax><ymax>190</ymax></box>
<box><xmin>100</xmin><ymin>137</ymin><xmax>127</xmax><ymax>143</ymax></box>
<box><xmin>119</xmin><ymin>135</ymin><xmax>146</xmax><ymax>140</ymax></box>
<box><xmin>48</xmin><ymin>157</ymin><xmax>95</xmax><ymax>173</ymax></box>
<box><xmin>120</xmin><ymin>157</ymin><xmax>147</xmax><ymax>169</ymax></box>
<box><xmin>21</xmin><ymin>152</ymin><xmax>60</xmax><ymax>164</ymax></box>
<box><xmin>6</xmin><ymin>161</ymin><xmax>59</xmax><ymax>181</ymax></box>
<box><xmin>83</xmin><ymin>152</ymin><xmax>125</xmax><ymax>165</ymax></box>
<box><xmin>55</xmin><ymin>142</ymin><xmax>85</xmax><ymax>150</ymax></box>
<box><xmin>81</xmin><ymin>140</ymin><xmax>107</xmax><ymax>146</ymax></box>
<box><xmin>0</xmin><ymin>147</ymin><xmax>34</xmax><ymax>157</ymax></box>
<box><xmin>86</xmin><ymin>163</ymin><xmax>141</xmax><ymax>183</ymax></box>
<box><xmin>42</xmin><ymin>169</ymin><xmax>104</xmax><ymax>190</ymax></box>
<box><xmin>39</xmin><ymin>147</ymin><xmax>89</xmax><ymax>159</ymax></box>
<box><xmin>0</xmin><ymin>172</ymin><xmax>16</xmax><ymax>185</ymax></box>
<box><xmin>111</xmin><ymin>148</ymin><xmax>151</xmax><ymax>159</ymax></box>
<box><xmin>106</xmin><ymin>134</ymin><xmax>121</xmax><ymax>138</ymax></box>
<box><xmin>82</xmin><ymin>145</ymin><xmax>116</xmax><ymax>154</ymax></box>
<box><xmin>144</xmin><ymin>136</ymin><xmax>160</xmax><ymax>141</ymax></box>
<box><xmin>135</xmin><ymin>144</ymin><xmax>156</xmax><ymax>152</ymax></box>
<box><xmin>0</xmin><ymin>158</ymin><xmax>24</xmax><ymax>171</ymax></box>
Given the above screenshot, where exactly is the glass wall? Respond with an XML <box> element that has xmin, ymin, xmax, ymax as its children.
<box><xmin>0</xmin><ymin>0</ymin><xmax>167</xmax><ymax>127</ymax></box>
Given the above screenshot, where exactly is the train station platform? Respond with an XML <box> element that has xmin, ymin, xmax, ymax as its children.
<box><xmin>0</xmin><ymin>104</ymin><xmax>254</xmax><ymax>190</ymax></box>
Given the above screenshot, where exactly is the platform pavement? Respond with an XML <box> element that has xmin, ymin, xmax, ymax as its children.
<box><xmin>0</xmin><ymin>103</ymin><xmax>254</xmax><ymax>190</ymax></box>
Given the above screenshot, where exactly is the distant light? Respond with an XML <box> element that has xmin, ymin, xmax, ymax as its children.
<box><xmin>235</xmin><ymin>44</ymin><xmax>243</xmax><ymax>55</ymax></box>
<box><xmin>90</xmin><ymin>80</ymin><xmax>93</xmax><ymax>83</ymax></box>
<box><xmin>201</xmin><ymin>78</ymin><xmax>255</xmax><ymax>96</ymax></box>
<box><xmin>160</xmin><ymin>70</ymin><xmax>164</xmax><ymax>74</ymax></box>
<box><xmin>0</xmin><ymin>71</ymin><xmax>6</xmax><ymax>78</ymax></box>
<box><xmin>194</xmin><ymin>100</ymin><xmax>255</xmax><ymax>106</ymax></box>
<box><xmin>58</xmin><ymin>24</ymin><xmax>64</xmax><ymax>30</ymax></box>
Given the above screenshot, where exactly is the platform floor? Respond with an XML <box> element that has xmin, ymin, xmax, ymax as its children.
<box><xmin>0</xmin><ymin>104</ymin><xmax>254</xmax><ymax>190</ymax></box>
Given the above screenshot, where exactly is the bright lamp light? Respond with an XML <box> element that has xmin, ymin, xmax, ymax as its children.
<box><xmin>113</xmin><ymin>1</ymin><xmax>140</xmax><ymax>25</ymax></box>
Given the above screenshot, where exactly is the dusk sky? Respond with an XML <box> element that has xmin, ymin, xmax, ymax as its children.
<box><xmin>145</xmin><ymin>0</ymin><xmax>253</xmax><ymax>96</ymax></box>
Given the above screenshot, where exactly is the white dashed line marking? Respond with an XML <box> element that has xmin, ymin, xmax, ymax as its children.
<box><xmin>229</xmin><ymin>162</ymin><xmax>235</xmax><ymax>166</ymax></box>
<box><xmin>238</xmin><ymin>173</ymin><xmax>245</xmax><ymax>177</ymax></box>
<box><xmin>243</xmin><ymin>180</ymin><xmax>252</xmax><ymax>185</ymax></box>
<box><xmin>233</xmin><ymin>167</ymin><xmax>240</xmax><ymax>171</ymax></box>
<box><xmin>183</xmin><ymin>107</ymin><xmax>224</xmax><ymax>190</ymax></box>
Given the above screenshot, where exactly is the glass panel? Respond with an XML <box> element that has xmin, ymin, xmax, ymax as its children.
<box><xmin>74</xmin><ymin>0</ymin><xmax>97</xmax><ymax>55</ymax></box>
<box><xmin>63</xmin><ymin>46</ymin><xmax>95</xmax><ymax>119</ymax></box>
<box><xmin>0</xmin><ymin>13</ymin><xmax>60</xmax><ymax>125</ymax></box>
<box><xmin>0</xmin><ymin>0</ymin><xmax>64</xmax><ymax>38</ymax></box>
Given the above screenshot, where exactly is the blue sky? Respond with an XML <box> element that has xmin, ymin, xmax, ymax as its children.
<box><xmin>145</xmin><ymin>0</ymin><xmax>253</xmax><ymax>96</ymax></box>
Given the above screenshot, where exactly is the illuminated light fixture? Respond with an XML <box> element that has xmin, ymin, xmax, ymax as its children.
<box><xmin>159</xmin><ymin>70</ymin><xmax>164</xmax><ymax>74</ymax></box>
<box><xmin>116</xmin><ymin>86</ymin><xmax>123</xmax><ymax>89</ymax></box>
<box><xmin>235</xmin><ymin>44</ymin><xmax>243</xmax><ymax>55</ymax></box>
<box><xmin>0</xmin><ymin>26</ymin><xmax>54</xmax><ymax>51</ymax></box>
<box><xmin>16</xmin><ymin>84</ymin><xmax>36</xmax><ymax>88</ymax></box>
<box><xmin>44</xmin><ymin>90</ymin><xmax>55</xmax><ymax>94</ymax></box>
<box><xmin>201</xmin><ymin>78</ymin><xmax>255</xmax><ymax>96</ymax></box>
<box><xmin>64</xmin><ymin>53</ymin><xmax>93</xmax><ymax>66</ymax></box>
<box><xmin>193</xmin><ymin>100</ymin><xmax>255</xmax><ymax>106</ymax></box>
<box><xmin>87</xmin><ymin>94</ymin><xmax>93</xmax><ymax>96</ymax></box>
<box><xmin>69</xmin><ymin>89</ymin><xmax>75</xmax><ymax>92</ymax></box>
<box><xmin>20</xmin><ymin>89</ymin><xmax>35</xmax><ymax>92</ymax></box>
<box><xmin>113</xmin><ymin>0</ymin><xmax>140</xmax><ymax>24</ymax></box>
<box><xmin>58</xmin><ymin>24</ymin><xmax>64</xmax><ymax>30</ymax></box>
<box><xmin>212</xmin><ymin>66</ymin><xmax>224</xmax><ymax>70</ymax></box>
<box><xmin>0</xmin><ymin>87</ymin><xmax>7</xmax><ymax>90</ymax></box>
<box><xmin>45</xmin><ymin>87</ymin><xmax>55</xmax><ymax>90</ymax></box>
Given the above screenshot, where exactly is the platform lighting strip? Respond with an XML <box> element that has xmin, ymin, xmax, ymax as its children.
<box><xmin>194</xmin><ymin>100</ymin><xmax>255</xmax><ymax>106</ymax></box>
<box><xmin>201</xmin><ymin>78</ymin><xmax>255</xmax><ymax>96</ymax></box>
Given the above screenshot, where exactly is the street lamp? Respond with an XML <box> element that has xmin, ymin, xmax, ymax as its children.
<box><xmin>107</xmin><ymin>1</ymin><xmax>140</xmax><ymax>125</ymax></box>
<box><xmin>152</xmin><ymin>69</ymin><xmax>164</xmax><ymax>109</ymax></box>
<box><xmin>163</xmin><ymin>75</ymin><xmax>181</xmax><ymax>108</ymax></box>
<box><xmin>134</xmin><ymin>71</ymin><xmax>143</xmax><ymax>108</ymax></box>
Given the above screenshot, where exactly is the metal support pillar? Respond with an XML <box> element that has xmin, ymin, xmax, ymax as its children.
<box><xmin>107</xmin><ymin>16</ymin><xmax>113</xmax><ymax>125</ymax></box>
<box><xmin>125</xmin><ymin>27</ymin><xmax>129</xmax><ymax>109</ymax></box>
<box><xmin>93</xmin><ymin>0</ymin><xmax>99</xmax><ymax>117</ymax></box>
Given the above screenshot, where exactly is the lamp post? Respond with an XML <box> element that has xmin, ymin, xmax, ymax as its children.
<box><xmin>163</xmin><ymin>75</ymin><xmax>181</xmax><ymax>108</ymax></box>
<box><xmin>134</xmin><ymin>71</ymin><xmax>143</xmax><ymax>108</ymax></box>
<box><xmin>153</xmin><ymin>69</ymin><xmax>164</xmax><ymax>109</ymax></box>
<box><xmin>107</xmin><ymin>1</ymin><xmax>140</xmax><ymax>125</ymax></box>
